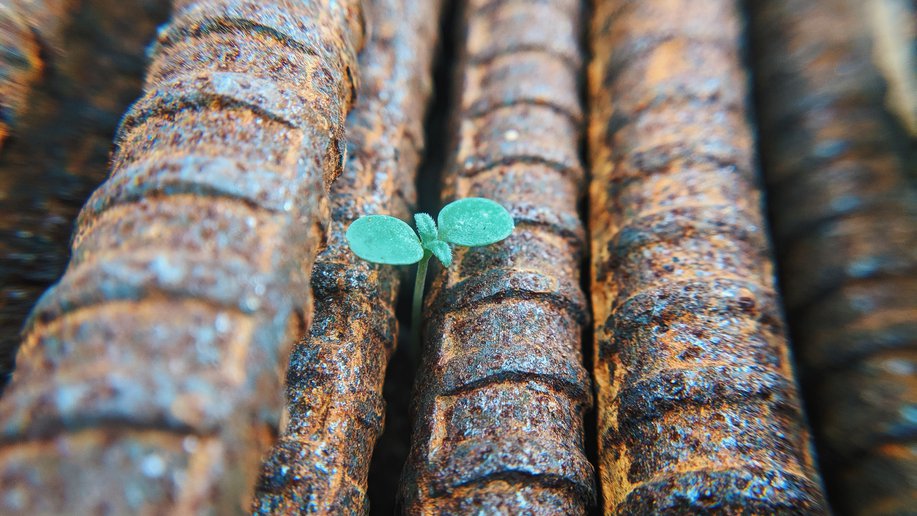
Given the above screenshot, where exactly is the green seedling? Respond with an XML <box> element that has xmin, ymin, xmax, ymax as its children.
<box><xmin>345</xmin><ymin>197</ymin><xmax>514</xmax><ymax>347</ymax></box>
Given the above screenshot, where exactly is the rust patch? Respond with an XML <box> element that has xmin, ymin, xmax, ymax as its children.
<box><xmin>400</xmin><ymin>0</ymin><xmax>595</xmax><ymax>513</ymax></box>
<box><xmin>0</xmin><ymin>0</ymin><xmax>364</xmax><ymax>513</ymax></box>
<box><xmin>588</xmin><ymin>0</ymin><xmax>829</xmax><ymax>513</ymax></box>
<box><xmin>250</xmin><ymin>0</ymin><xmax>442</xmax><ymax>513</ymax></box>
<box><xmin>749</xmin><ymin>0</ymin><xmax>917</xmax><ymax>513</ymax></box>
<box><xmin>0</xmin><ymin>2</ymin><xmax>42</xmax><ymax>147</ymax></box>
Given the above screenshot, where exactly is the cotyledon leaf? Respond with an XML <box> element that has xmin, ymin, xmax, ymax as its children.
<box><xmin>437</xmin><ymin>197</ymin><xmax>514</xmax><ymax>246</ymax></box>
<box><xmin>346</xmin><ymin>214</ymin><xmax>424</xmax><ymax>264</ymax></box>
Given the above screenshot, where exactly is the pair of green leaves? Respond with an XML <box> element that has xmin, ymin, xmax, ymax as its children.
<box><xmin>345</xmin><ymin>197</ymin><xmax>514</xmax><ymax>267</ymax></box>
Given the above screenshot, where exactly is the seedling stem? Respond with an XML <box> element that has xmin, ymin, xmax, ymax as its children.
<box><xmin>412</xmin><ymin>253</ymin><xmax>430</xmax><ymax>348</ymax></box>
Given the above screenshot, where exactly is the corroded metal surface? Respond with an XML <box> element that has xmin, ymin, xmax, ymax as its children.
<box><xmin>0</xmin><ymin>0</ymin><xmax>169</xmax><ymax>388</ymax></box>
<box><xmin>587</xmin><ymin>0</ymin><xmax>829</xmax><ymax>513</ymax></box>
<box><xmin>749</xmin><ymin>0</ymin><xmax>917</xmax><ymax>513</ymax></box>
<box><xmin>0</xmin><ymin>0</ymin><xmax>364</xmax><ymax>513</ymax></box>
<box><xmin>401</xmin><ymin>0</ymin><xmax>595</xmax><ymax>513</ymax></box>
<box><xmin>251</xmin><ymin>0</ymin><xmax>441</xmax><ymax>513</ymax></box>
<box><xmin>0</xmin><ymin>1</ymin><xmax>42</xmax><ymax>147</ymax></box>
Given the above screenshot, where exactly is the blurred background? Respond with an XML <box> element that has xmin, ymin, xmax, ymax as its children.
<box><xmin>0</xmin><ymin>0</ymin><xmax>914</xmax><ymax>514</ymax></box>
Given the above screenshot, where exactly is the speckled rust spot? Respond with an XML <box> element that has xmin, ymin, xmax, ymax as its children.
<box><xmin>749</xmin><ymin>0</ymin><xmax>917</xmax><ymax>513</ymax></box>
<box><xmin>0</xmin><ymin>0</ymin><xmax>364</xmax><ymax>513</ymax></box>
<box><xmin>588</xmin><ymin>1</ymin><xmax>829</xmax><ymax>513</ymax></box>
<box><xmin>0</xmin><ymin>3</ymin><xmax>42</xmax><ymax>147</ymax></box>
<box><xmin>400</xmin><ymin>0</ymin><xmax>595</xmax><ymax>513</ymax></box>
<box><xmin>0</xmin><ymin>0</ymin><xmax>169</xmax><ymax>389</ymax></box>
<box><xmin>250</xmin><ymin>0</ymin><xmax>441</xmax><ymax>513</ymax></box>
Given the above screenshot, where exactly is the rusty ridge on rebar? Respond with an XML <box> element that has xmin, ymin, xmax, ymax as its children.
<box><xmin>0</xmin><ymin>2</ymin><xmax>41</xmax><ymax>146</ymax></box>
<box><xmin>250</xmin><ymin>0</ymin><xmax>442</xmax><ymax>513</ymax></box>
<box><xmin>0</xmin><ymin>0</ymin><xmax>365</xmax><ymax>513</ymax></box>
<box><xmin>400</xmin><ymin>0</ymin><xmax>595</xmax><ymax>513</ymax></box>
<box><xmin>749</xmin><ymin>0</ymin><xmax>917</xmax><ymax>513</ymax></box>
<box><xmin>587</xmin><ymin>0</ymin><xmax>830</xmax><ymax>513</ymax></box>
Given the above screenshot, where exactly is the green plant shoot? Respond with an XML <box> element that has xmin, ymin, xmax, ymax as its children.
<box><xmin>345</xmin><ymin>197</ymin><xmax>514</xmax><ymax>347</ymax></box>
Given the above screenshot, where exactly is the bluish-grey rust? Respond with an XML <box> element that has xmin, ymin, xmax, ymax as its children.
<box><xmin>749</xmin><ymin>0</ymin><xmax>917</xmax><ymax>513</ymax></box>
<box><xmin>0</xmin><ymin>0</ymin><xmax>364</xmax><ymax>513</ymax></box>
<box><xmin>251</xmin><ymin>0</ymin><xmax>442</xmax><ymax>513</ymax></box>
<box><xmin>400</xmin><ymin>0</ymin><xmax>595</xmax><ymax>513</ymax></box>
<box><xmin>588</xmin><ymin>0</ymin><xmax>829</xmax><ymax>513</ymax></box>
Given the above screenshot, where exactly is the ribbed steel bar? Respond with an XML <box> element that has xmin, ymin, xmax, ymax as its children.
<box><xmin>401</xmin><ymin>0</ymin><xmax>595</xmax><ymax>513</ymax></box>
<box><xmin>749</xmin><ymin>0</ymin><xmax>917</xmax><ymax>513</ymax></box>
<box><xmin>588</xmin><ymin>0</ymin><xmax>829</xmax><ymax>512</ymax></box>
<box><xmin>0</xmin><ymin>0</ymin><xmax>364</xmax><ymax>513</ymax></box>
<box><xmin>0</xmin><ymin>0</ymin><xmax>170</xmax><ymax>387</ymax></box>
<box><xmin>251</xmin><ymin>0</ymin><xmax>441</xmax><ymax>512</ymax></box>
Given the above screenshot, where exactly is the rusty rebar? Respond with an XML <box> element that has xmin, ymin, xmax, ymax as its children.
<box><xmin>251</xmin><ymin>0</ymin><xmax>442</xmax><ymax>512</ymax></box>
<box><xmin>400</xmin><ymin>0</ymin><xmax>595</xmax><ymax>512</ymax></box>
<box><xmin>0</xmin><ymin>0</ymin><xmax>365</xmax><ymax>512</ymax></box>
<box><xmin>587</xmin><ymin>0</ymin><xmax>830</xmax><ymax>512</ymax></box>
<box><xmin>749</xmin><ymin>0</ymin><xmax>917</xmax><ymax>513</ymax></box>
<box><xmin>0</xmin><ymin>0</ymin><xmax>170</xmax><ymax>388</ymax></box>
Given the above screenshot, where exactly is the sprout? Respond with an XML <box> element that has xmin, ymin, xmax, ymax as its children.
<box><xmin>346</xmin><ymin>197</ymin><xmax>514</xmax><ymax>349</ymax></box>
